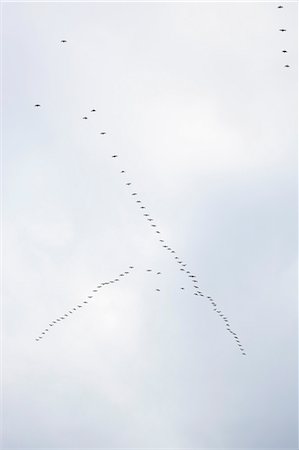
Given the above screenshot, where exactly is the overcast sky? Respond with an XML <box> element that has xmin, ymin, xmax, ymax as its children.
<box><xmin>2</xmin><ymin>1</ymin><xmax>298</xmax><ymax>449</ymax></box>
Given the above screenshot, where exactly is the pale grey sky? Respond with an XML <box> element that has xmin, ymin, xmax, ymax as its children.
<box><xmin>2</xmin><ymin>1</ymin><xmax>298</xmax><ymax>449</ymax></box>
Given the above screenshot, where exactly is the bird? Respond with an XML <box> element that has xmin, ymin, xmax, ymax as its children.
<box><xmin>83</xmin><ymin>301</ymin><xmax>88</xmax><ymax>304</ymax></box>
<box><xmin>100</xmin><ymin>132</ymin><xmax>106</xmax><ymax>135</ymax></box>
<box><xmin>277</xmin><ymin>5</ymin><xmax>283</xmax><ymax>8</ymax></box>
<box><xmin>91</xmin><ymin>109</ymin><xmax>96</xmax><ymax>112</ymax></box>
<box><xmin>34</xmin><ymin>104</ymin><xmax>41</xmax><ymax>107</ymax></box>
<box><xmin>279</xmin><ymin>28</ymin><xmax>287</xmax><ymax>31</ymax></box>
<box><xmin>181</xmin><ymin>287</ymin><xmax>185</xmax><ymax>290</ymax></box>
<box><xmin>140</xmin><ymin>206</ymin><xmax>145</xmax><ymax>209</ymax></box>
<box><xmin>78</xmin><ymin>305</ymin><xmax>82</xmax><ymax>308</ymax></box>
<box><xmin>121</xmin><ymin>170</ymin><xmax>125</xmax><ymax>173</ymax></box>
<box><xmin>61</xmin><ymin>39</ymin><xmax>67</xmax><ymax>42</ymax></box>
<box><xmin>93</xmin><ymin>290</ymin><xmax>97</xmax><ymax>292</ymax></box>
<box><xmin>112</xmin><ymin>155</ymin><xmax>118</xmax><ymax>158</ymax></box>
<box><xmin>284</xmin><ymin>64</ymin><xmax>290</xmax><ymax>67</ymax></box>
<box><xmin>282</xmin><ymin>49</ymin><xmax>288</xmax><ymax>53</ymax></box>
<box><xmin>157</xmin><ymin>272</ymin><xmax>161</xmax><ymax>275</ymax></box>
<box><xmin>82</xmin><ymin>116</ymin><xmax>88</xmax><ymax>119</ymax></box>
<box><xmin>136</xmin><ymin>200</ymin><xmax>141</xmax><ymax>203</ymax></box>
<box><xmin>156</xmin><ymin>289</ymin><xmax>160</xmax><ymax>292</ymax></box>
<box><xmin>126</xmin><ymin>182</ymin><xmax>132</xmax><ymax>186</ymax></box>
<box><xmin>129</xmin><ymin>266</ymin><xmax>134</xmax><ymax>269</ymax></box>
<box><xmin>144</xmin><ymin>214</ymin><xmax>149</xmax><ymax>217</ymax></box>
<box><xmin>132</xmin><ymin>192</ymin><xmax>137</xmax><ymax>195</ymax></box>
<box><xmin>147</xmin><ymin>269</ymin><xmax>152</xmax><ymax>272</ymax></box>
<box><xmin>88</xmin><ymin>296</ymin><xmax>93</xmax><ymax>298</ymax></box>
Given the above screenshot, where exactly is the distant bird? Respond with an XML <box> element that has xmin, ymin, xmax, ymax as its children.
<box><xmin>124</xmin><ymin>271</ymin><xmax>129</xmax><ymax>274</ymax></box>
<box><xmin>156</xmin><ymin>231</ymin><xmax>160</xmax><ymax>234</ymax></box>
<box><xmin>126</xmin><ymin>182</ymin><xmax>132</xmax><ymax>186</ymax></box>
<box><xmin>61</xmin><ymin>39</ymin><xmax>67</xmax><ymax>42</ymax></box>
<box><xmin>147</xmin><ymin>269</ymin><xmax>152</xmax><ymax>272</ymax></box>
<box><xmin>78</xmin><ymin>305</ymin><xmax>82</xmax><ymax>308</ymax></box>
<box><xmin>49</xmin><ymin>324</ymin><xmax>53</xmax><ymax>327</ymax></box>
<box><xmin>132</xmin><ymin>192</ymin><xmax>137</xmax><ymax>195</ymax></box>
<box><xmin>277</xmin><ymin>5</ymin><xmax>283</xmax><ymax>8</ymax></box>
<box><xmin>284</xmin><ymin>64</ymin><xmax>290</xmax><ymax>67</ymax></box>
<box><xmin>91</xmin><ymin>109</ymin><xmax>96</xmax><ymax>112</ymax></box>
<box><xmin>140</xmin><ymin>206</ymin><xmax>145</xmax><ymax>209</ymax></box>
<box><xmin>157</xmin><ymin>272</ymin><xmax>161</xmax><ymax>275</ymax></box>
<box><xmin>160</xmin><ymin>239</ymin><xmax>164</xmax><ymax>242</ymax></box>
<box><xmin>88</xmin><ymin>296</ymin><xmax>93</xmax><ymax>298</ymax></box>
<box><xmin>279</xmin><ymin>28</ymin><xmax>287</xmax><ymax>32</ymax></box>
<box><xmin>282</xmin><ymin>49</ymin><xmax>288</xmax><ymax>53</ymax></box>
<box><xmin>181</xmin><ymin>287</ymin><xmax>185</xmax><ymax>290</ymax></box>
<box><xmin>82</xmin><ymin>116</ymin><xmax>88</xmax><ymax>119</ymax></box>
<box><xmin>136</xmin><ymin>200</ymin><xmax>141</xmax><ymax>203</ymax></box>
<box><xmin>100</xmin><ymin>132</ymin><xmax>106</xmax><ymax>135</ymax></box>
<box><xmin>121</xmin><ymin>170</ymin><xmax>125</xmax><ymax>173</ymax></box>
<box><xmin>120</xmin><ymin>273</ymin><xmax>124</xmax><ymax>276</ymax></box>
<box><xmin>144</xmin><ymin>214</ymin><xmax>149</xmax><ymax>217</ymax></box>
<box><xmin>112</xmin><ymin>155</ymin><xmax>118</xmax><ymax>158</ymax></box>
<box><xmin>93</xmin><ymin>290</ymin><xmax>97</xmax><ymax>292</ymax></box>
<box><xmin>156</xmin><ymin>289</ymin><xmax>160</xmax><ymax>292</ymax></box>
<box><xmin>129</xmin><ymin>266</ymin><xmax>134</xmax><ymax>269</ymax></box>
<box><xmin>34</xmin><ymin>104</ymin><xmax>41</xmax><ymax>107</ymax></box>
<box><xmin>83</xmin><ymin>301</ymin><xmax>88</xmax><ymax>304</ymax></box>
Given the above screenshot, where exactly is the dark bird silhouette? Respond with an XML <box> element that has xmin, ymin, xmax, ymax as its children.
<box><xmin>181</xmin><ymin>287</ymin><xmax>185</xmax><ymax>290</ymax></box>
<box><xmin>34</xmin><ymin>104</ymin><xmax>41</xmax><ymax>107</ymax></box>
<box><xmin>282</xmin><ymin>50</ymin><xmax>288</xmax><ymax>53</ymax></box>
<box><xmin>129</xmin><ymin>266</ymin><xmax>134</xmax><ymax>269</ymax></box>
<box><xmin>156</xmin><ymin>289</ymin><xmax>160</xmax><ymax>292</ymax></box>
<box><xmin>126</xmin><ymin>182</ymin><xmax>132</xmax><ymax>186</ymax></box>
<box><xmin>157</xmin><ymin>272</ymin><xmax>161</xmax><ymax>275</ymax></box>
<box><xmin>121</xmin><ymin>170</ymin><xmax>125</xmax><ymax>173</ymax></box>
<box><xmin>284</xmin><ymin>64</ymin><xmax>290</xmax><ymax>67</ymax></box>
<box><xmin>112</xmin><ymin>155</ymin><xmax>118</xmax><ymax>158</ymax></box>
<box><xmin>279</xmin><ymin>28</ymin><xmax>287</xmax><ymax>32</ymax></box>
<box><xmin>147</xmin><ymin>269</ymin><xmax>152</xmax><ymax>272</ymax></box>
<box><xmin>136</xmin><ymin>200</ymin><xmax>141</xmax><ymax>203</ymax></box>
<box><xmin>61</xmin><ymin>39</ymin><xmax>67</xmax><ymax>42</ymax></box>
<box><xmin>132</xmin><ymin>192</ymin><xmax>137</xmax><ymax>195</ymax></box>
<box><xmin>83</xmin><ymin>301</ymin><xmax>88</xmax><ymax>304</ymax></box>
<box><xmin>100</xmin><ymin>132</ymin><xmax>106</xmax><ymax>135</ymax></box>
<box><xmin>82</xmin><ymin>116</ymin><xmax>88</xmax><ymax>119</ymax></box>
<box><xmin>91</xmin><ymin>109</ymin><xmax>96</xmax><ymax>112</ymax></box>
<box><xmin>277</xmin><ymin>5</ymin><xmax>283</xmax><ymax>8</ymax></box>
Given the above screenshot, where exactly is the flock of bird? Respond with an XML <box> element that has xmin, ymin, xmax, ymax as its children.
<box><xmin>34</xmin><ymin>5</ymin><xmax>292</xmax><ymax>353</ymax></box>
<box><xmin>278</xmin><ymin>5</ymin><xmax>291</xmax><ymax>68</ymax></box>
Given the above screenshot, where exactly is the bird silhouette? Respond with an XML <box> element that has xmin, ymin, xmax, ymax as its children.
<box><xmin>282</xmin><ymin>50</ymin><xmax>288</xmax><ymax>53</ymax></box>
<box><xmin>112</xmin><ymin>155</ymin><xmax>118</xmax><ymax>158</ymax></box>
<box><xmin>34</xmin><ymin>104</ymin><xmax>41</xmax><ymax>107</ymax></box>
<box><xmin>279</xmin><ymin>28</ymin><xmax>287</xmax><ymax>32</ymax></box>
<box><xmin>100</xmin><ymin>132</ymin><xmax>106</xmax><ymax>135</ymax></box>
<box><xmin>61</xmin><ymin>39</ymin><xmax>67</xmax><ymax>42</ymax></box>
<box><xmin>284</xmin><ymin>64</ymin><xmax>290</xmax><ymax>67</ymax></box>
<box><xmin>82</xmin><ymin>116</ymin><xmax>88</xmax><ymax>119</ymax></box>
<box><xmin>91</xmin><ymin>109</ymin><xmax>96</xmax><ymax>112</ymax></box>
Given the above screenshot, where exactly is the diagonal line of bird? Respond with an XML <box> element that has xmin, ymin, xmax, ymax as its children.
<box><xmin>35</xmin><ymin>266</ymin><xmax>135</xmax><ymax>342</ymax></box>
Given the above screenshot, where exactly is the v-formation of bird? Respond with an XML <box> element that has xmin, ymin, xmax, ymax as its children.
<box><xmin>34</xmin><ymin>5</ymin><xmax>296</xmax><ymax>353</ymax></box>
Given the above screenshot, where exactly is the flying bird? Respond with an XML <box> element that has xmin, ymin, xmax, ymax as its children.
<box><xmin>82</xmin><ymin>116</ymin><xmax>88</xmax><ymax>119</ymax></box>
<box><xmin>126</xmin><ymin>183</ymin><xmax>132</xmax><ymax>186</ymax></box>
<box><xmin>277</xmin><ymin>5</ymin><xmax>283</xmax><ymax>8</ymax></box>
<box><xmin>121</xmin><ymin>170</ymin><xmax>125</xmax><ymax>173</ymax></box>
<box><xmin>100</xmin><ymin>132</ymin><xmax>106</xmax><ymax>135</ymax></box>
<box><xmin>282</xmin><ymin>49</ymin><xmax>288</xmax><ymax>53</ymax></box>
<box><xmin>112</xmin><ymin>155</ymin><xmax>118</xmax><ymax>158</ymax></box>
<box><xmin>91</xmin><ymin>109</ymin><xmax>96</xmax><ymax>112</ymax></box>
<box><xmin>279</xmin><ymin>28</ymin><xmax>287</xmax><ymax>31</ymax></box>
<box><xmin>61</xmin><ymin>39</ymin><xmax>67</xmax><ymax>42</ymax></box>
<box><xmin>284</xmin><ymin>64</ymin><xmax>290</xmax><ymax>67</ymax></box>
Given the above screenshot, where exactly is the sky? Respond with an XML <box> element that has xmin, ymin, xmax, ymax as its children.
<box><xmin>2</xmin><ymin>1</ymin><xmax>298</xmax><ymax>449</ymax></box>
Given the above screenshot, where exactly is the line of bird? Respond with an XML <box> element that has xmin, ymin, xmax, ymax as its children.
<box><xmin>107</xmin><ymin>152</ymin><xmax>246</xmax><ymax>356</ymax></box>
<box><xmin>278</xmin><ymin>5</ymin><xmax>291</xmax><ymax>68</ymax></box>
<box><xmin>35</xmin><ymin>266</ymin><xmax>136</xmax><ymax>341</ymax></box>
